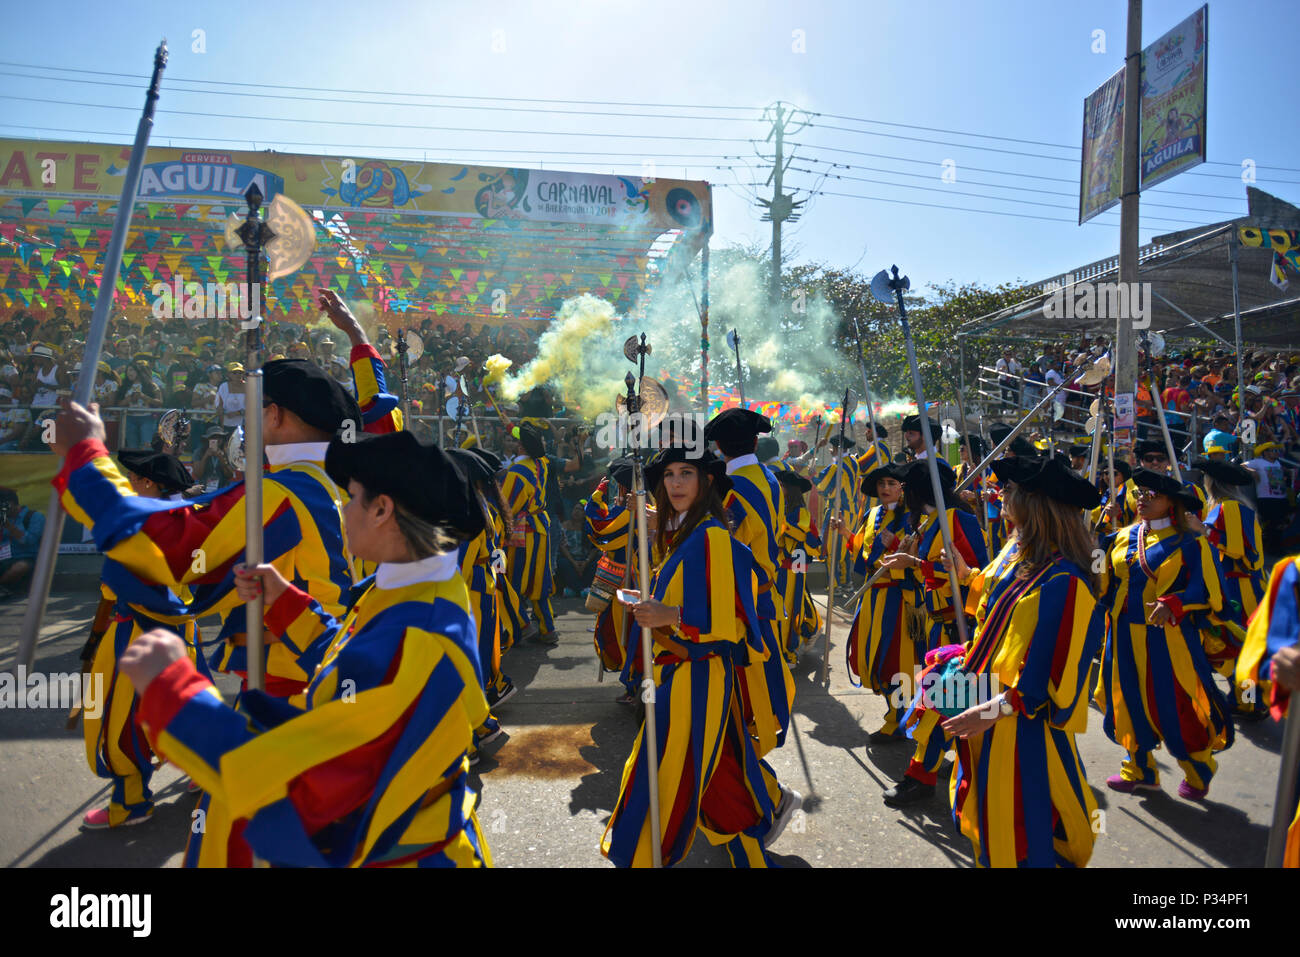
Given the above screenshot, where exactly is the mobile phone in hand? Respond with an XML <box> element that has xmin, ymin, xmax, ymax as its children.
<box><xmin>615</xmin><ymin>588</ymin><xmax>641</xmax><ymax>605</ymax></box>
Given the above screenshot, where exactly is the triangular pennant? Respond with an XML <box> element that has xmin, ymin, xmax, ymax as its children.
<box><xmin>19</xmin><ymin>198</ymin><xmax>40</xmax><ymax>217</ymax></box>
<box><xmin>46</xmin><ymin>199</ymin><xmax>66</xmax><ymax>215</ymax></box>
<box><xmin>71</xmin><ymin>200</ymin><xmax>92</xmax><ymax>217</ymax></box>
<box><xmin>70</xmin><ymin>227</ymin><xmax>91</xmax><ymax>248</ymax></box>
<box><xmin>336</xmin><ymin>275</ymin><xmax>349</xmax><ymax>293</ymax></box>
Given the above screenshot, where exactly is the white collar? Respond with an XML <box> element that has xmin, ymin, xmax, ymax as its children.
<box><xmin>666</xmin><ymin>510</ymin><xmax>687</xmax><ymax>531</ymax></box>
<box><xmin>374</xmin><ymin>551</ymin><xmax>461</xmax><ymax>589</ymax></box>
<box><xmin>265</xmin><ymin>441</ymin><xmax>330</xmax><ymax>466</ymax></box>
<box><xmin>1145</xmin><ymin>516</ymin><xmax>1173</xmax><ymax>531</ymax></box>
<box><xmin>914</xmin><ymin>448</ymin><xmax>929</xmax><ymax>459</ymax></box>
<box><xmin>725</xmin><ymin>453</ymin><xmax>759</xmax><ymax>475</ymax></box>
<box><xmin>884</xmin><ymin>501</ymin><xmax>898</xmax><ymax>511</ymax></box>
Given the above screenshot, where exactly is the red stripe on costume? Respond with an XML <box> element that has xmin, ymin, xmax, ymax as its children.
<box><xmin>54</xmin><ymin>437</ymin><xmax>110</xmax><ymax>491</ymax></box>
<box><xmin>699</xmin><ymin>723</ymin><xmax>762</xmax><ymax>834</ymax></box>
<box><xmin>265</xmin><ymin>584</ymin><xmax>315</xmax><ymax>637</ymax></box>
<box><xmin>664</xmin><ymin>730</ymin><xmax>695</xmax><ymax>857</ymax></box>
<box><xmin>142</xmin><ymin>490</ymin><xmax>294</xmax><ymax>584</ymax></box>
<box><xmin>1049</xmin><ymin>578</ymin><xmax>1075</xmax><ymax>686</ymax></box>
<box><xmin>138</xmin><ymin>656</ymin><xmax>214</xmax><ymax>743</ymax></box>
<box><xmin>951</xmin><ymin>511</ymin><xmax>978</xmax><ymax>567</ymax></box>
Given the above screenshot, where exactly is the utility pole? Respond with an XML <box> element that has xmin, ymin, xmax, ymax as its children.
<box><xmin>757</xmin><ymin>101</ymin><xmax>808</xmax><ymax>322</ymax></box>
<box><xmin>1114</xmin><ymin>0</ymin><xmax>1142</xmax><ymax>461</ymax></box>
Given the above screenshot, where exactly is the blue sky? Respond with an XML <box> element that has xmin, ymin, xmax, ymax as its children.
<box><xmin>2</xmin><ymin>0</ymin><xmax>1296</xmax><ymax>293</ymax></box>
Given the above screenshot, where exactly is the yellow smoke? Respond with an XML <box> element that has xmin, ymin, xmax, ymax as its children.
<box><xmin>497</xmin><ymin>293</ymin><xmax>626</xmax><ymax>414</ymax></box>
<box><xmin>773</xmin><ymin>369</ymin><xmax>809</xmax><ymax>393</ymax></box>
<box><xmin>794</xmin><ymin>393</ymin><xmax>827</xmax><ymax>418</ymax></box>
<box><xmin>752</xmin><ymin>336</ymin><xmax>780</xmax><ymax>368</ymax></box>
<box><xmin>484</xmin><ymin>353</ymin><xmax>512</xmax><ymax>387</ymax></box>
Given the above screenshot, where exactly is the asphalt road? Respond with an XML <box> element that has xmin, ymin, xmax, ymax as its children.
<box><xmin>0</xmin><ymin>587</ymin><xmax>1285</xmax><ymax>868</ymax></box>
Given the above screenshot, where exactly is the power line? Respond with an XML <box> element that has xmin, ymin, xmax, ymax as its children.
<box><xmin>808</xmin><ymin>188</ymin><xmax>1206</xmax><ymax>227</ymax></box>
<box><xmin>0</xmin><ymin>69</ymin><xmax>762</xmax><ymax>125</ymax></box>
<box><xmin>0</xmin><ymin>94</ymin><xmax>758</xmax><ymax>142</ymax></box>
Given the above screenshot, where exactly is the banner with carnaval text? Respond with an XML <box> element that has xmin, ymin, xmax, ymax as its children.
<box><xmin>0</xmin><ymin>140</ymin><xmax>711</xmax><ymax>233</ymax></box>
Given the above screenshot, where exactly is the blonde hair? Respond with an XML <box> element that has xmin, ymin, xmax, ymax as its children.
<box><xmin>1003</xmin><ymin>484</ymin><xmax>1100</xmax><ymax>591</ymax></box>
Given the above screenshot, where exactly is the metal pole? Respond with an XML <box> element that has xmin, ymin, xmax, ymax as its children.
<box><xmin>731</xmin><ymin>330</ymin><xmax>745</xmax><ymax>408</ymax></box>
<box><xmin>1229</xmin><ymin>231</ymin><xmax>1250</xmax><ymax>456</ymax></box>
<box><xmin>1115</xmin><ymin>0</ymin><xmax>1143</xmax><ymax>464</ymax></box>
<box><xmin>893</xmin><ymin>268</ymin><xmax>968</xmax><ymax>646</ymax></box>
<box><xmin>852</xmin><ymin>316</ymin><xmax>882</xmax><ymax>460</ymax></box>
<box><xmin>239</xmin><ymin>184</ymin><xmax>272</xmax><ymax>694</ymax></box>
<box><xmin>955</xmin><ymin>386</ymin><xmax>987</xmax><ymax>534</ymax></box>
<box><xmin>818</xmin><ymin>389</ymin><xmax>851</xmax><ymax>686</ymax></box>
<box><xmin>14</xmin><ymin>40</ymin><xmax>168</xmax><ymax>674</ymax></box>
<box><xmin>955</xmin><ymin>364</ymin><xmax>1099</xmax><ymax>492</ymax></box>
<box><xmin>700</xmin><ymin>242</ymin><xmax>710</xmax><ymax>414</ymax></box>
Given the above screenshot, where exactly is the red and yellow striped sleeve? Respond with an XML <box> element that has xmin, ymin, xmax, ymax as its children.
<box><xmin>56</xmin><ymin>438</ymin><xmax>293</xmax><ymax>595</ymax></box>
<box><xmin>350</xmin><ymin>343</ymin><xmax>401</xmax><ymax>434</ymax></box>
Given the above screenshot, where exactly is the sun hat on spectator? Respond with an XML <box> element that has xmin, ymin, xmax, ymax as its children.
<box><xmin>225</xmin><ymin>361</ymin><xmax>245</xmax><ymax>374</ymax></box>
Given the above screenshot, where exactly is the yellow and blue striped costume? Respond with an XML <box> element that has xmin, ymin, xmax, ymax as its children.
<box><xmin>816</xmin><ymin>455</ymin><xmax>861</xmax><ymax>582</ymax></box>
<box><xmin>723</xmin><ymin>461</ymin><xmax>795</xmax><ymax>759</ymax></box>
<box><xmin>139</xmin><ymin>553</ymin><xmax>492</xmax><ymax>868</ymax></box>
<box><xmin>1097</xmin><ymin>521</ymin><xmax>1233</xmax><ymax>791</ymax></box>
<box><xmin>56</xmin><ymin>438</ymin><xmax>357</xmax><ymax>699</ymax></box>
<box><xmin>776</xmin><ymin>504</ymin><xmax>821</xmax><ymax>661</ymax></box>
<box><xmin>1201</xmin><ymin>500</ymin><xmax>1265</xmax><ymax>688</ymax></box>
<box><xmin>899</xmin><ymin>505</ymin><xmax>989</xmax><ymax>785</ymax></box>
<box><xmin>584</xmin><ymin>480</ymin><xmax>639</xmax><ymax>694</ymax></box>
<box><xmin>601</xmin><ymin>519</ymin><xmax>777</xmax><ymax>868</ymax></box>
<box><xmin>950</xmin><ymin>548</ymin><xmax>1106</xmax><ymax>867</ymax></box>
<box><xmin>1236</xmin><ymin>555</ymin><xmax>1300</xmax><ymax>866</ymax></box>
<box><xmin>457</xmin><ymin>506</ymin><xmax>512</xmax><ymax>734</ymax></box>
<box><xmin>500</xmin><ymin>456</ymin><xmax>555</xmax><ymax>635</ymax></box>
<box><xmin>82</xmin><ymin>578</ymin><xmax>206</xmax><ymax>826</ymax></box>
<box><xmin>845</xmin><ymin>503</ymin><xmax>913</xmax><ymax>736</ymax></box>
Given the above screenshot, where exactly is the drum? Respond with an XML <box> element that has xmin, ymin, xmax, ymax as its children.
<box><xmin>585</xmin><ymin>554</ymin><xmax>626</xmax><ymax>614</ymax></box>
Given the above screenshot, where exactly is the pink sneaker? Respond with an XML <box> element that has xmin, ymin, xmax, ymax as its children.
<box><xmin>1106</xmin><ymin>773</ymin><xmax>1159</xmax><ymax>794</ymax></box>
<box><xmin>1177</xmin><ymin>780</ymin><xmax>1208</xmax><ymax>801</ymax></box>
<box><xmin>82</xmin><ymin>807</ymin><xmax>152</xmax><ymax>830</ymax></box>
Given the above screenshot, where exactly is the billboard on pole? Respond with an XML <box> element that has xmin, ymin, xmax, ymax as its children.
<box><xmin>1079</xmin><ymin>67</ymin><xmax>1126</xmax><ymax>225</ymax></box>
<box><xmin>1079</xmin><ymin>4</ymin><xmax>1208</xmax><ymax>222</ymax></box>
<box><xmin>1139</xmin><ymin>4</ymin><xmax>1208</xmax><ymax>190</ymax></box>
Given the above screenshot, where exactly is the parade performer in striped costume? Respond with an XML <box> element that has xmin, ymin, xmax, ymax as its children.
<box><xmin>1192</xmin><ymin>457</ymin><xmax>1267</xmax><ymax>720</ymax></box>
<box><xmin>853</xmin><ymin>423</ymin><xmax>891</xmax><ymax>513</ymax></box>
<box><xmin>501</xmin><ymin>422</ymin><xmax>558</xmax><ymax>643</ymax></box>
<box><xmin>1092</xmin><ymin>457</ymin><xmax>1135</xmax><ymax>536</ymax></box>
<box><xmin>584</xmin><ymin>457</ymin><xmax>643</xmax><ymax>701</ymax></box>
<box><xmin>1098</xmin><ymin>469</ymin><xmax>1233</xmax><ymax>800</ymax></box>
<box><xmin>119</xmin><ymin>430</ymin><xmax>493</xmax><ymax>868</ymax></box>
<box><xmin>449</xmin><ymin>447</ymin><xmax>517</xmax><ymax>758</ymax></box>
<box><xmin>1125</xmin><ymin>440</ymin><xmax>1206</xmax><ymax>519</ymax></box>
<box><xmin>52</xmin><ymin>359</ymin><xmax>371</xmax><ymax>701</ymax></box>
<box><xmin>773</xmin><ymin>468</ymin><xmax>822</xmax><ymax>663</ymax></box>
<box><xmin>601</xmin><ymin>445</ymin><xmax>779</xmax><ymax>868</ymax></box>
<box><xmin>814</xmin><ymin>434</ymin><xmax>860</xmax><ymax>583</ymax></box>
<box><xmin>940</xmin><ymin>455</ymin><xmax>1106</xmax><ymax>867</ymax></box>
<box><xmin>1236</xmin><ymin>555</ymin><xmax>1300</xmax><ymax>867</ymax></box>
<box><xmin>80</xmin><ymin>449</ymin><xmax>200</xmax><ymax>829</ymax></box>
<box><xmin>843</xmin><ymin>462</ymin><xmax>914</xmax><ymax>742</ymax></box>
<box><xmin>879</xmin><ymin>458</ymin><xmax>987</xmax><ymax>807</ymax></box>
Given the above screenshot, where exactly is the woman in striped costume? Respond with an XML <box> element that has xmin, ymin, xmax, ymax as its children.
<box><xmin>843</xmin><ymin>463</ymin><xmax>914</xmax><ymax>742</ymax></box>
<box><xmin>449</xmin><ymin>447</ymin><xmax>517</xmax><ymax>759</ymax></box>
<box><xmin>1098</xmin><ymin>468</ymin><xmax>1233</xmax><ymax>801</ymax></box>
<box><xmin>120</xmin><ymin>431</ymin><xmax>493</xmax><ymax>867</ymax></box>
<box><xmin>501</xmin><ymin>422</ymin><xmax>558</xmax><ymax>643</ymax></box>
<box><xmin>601</xmin><ymin>446</ymin><xmax>781</xmax><ymax>868</ymax></box>
<box><xmin>773</xmin><ymin>468</ymin><xmax>822</xmax><ymax>664</ymax></box>
<box><xmin>584</xmin><ymin>458</ymin><xmax>644</xmax><ymax>702</ymax></box>
<box><xmin>940</xmin><ymin>455</ymin><xmax>1106</xmax><ymax>867</ymax></box>
<box><xmin>1191</xmin><ymin>457</ymin><xmax>1267</xmax><ymax>720</ymax></box>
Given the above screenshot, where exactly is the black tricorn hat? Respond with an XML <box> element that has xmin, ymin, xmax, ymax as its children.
<box><xmin>1191</xmin><ymin>457</ymin><xmax>1252</xmax><ymax>487</ymax></box>
<box><xmin>900</xmin><ymin>457</ymin><xmax>957</xmax><ymax>508</ymax></box>
<box><xmin>962</xmin><ymin>433</ymin><xmax>988</xmax><ymax>457</ymax></box>
<box><xmin>326</xmin><ymin>431</ymin><xmax>483</xmax><ymax>539</ymax></box>
<box><xmin>1133</xmin><ymin>439</ymin><xmax>1170</xmax><ymax>458</ymax></box>
<box><xmin>828</xmin><ymin>434</ymin><xmax>857</xmax><ymax>449</ymax></box>
<box><xmin>643</xmin><ymin>446</ymin><xmax>731</xmax><ymax>496</ymax></box>
<box><xmin>773</xmin><ymin>467</ymin><xmax>812</xmax><ymax>494</ymax></box>
<box><xmin>467</xmin><ymin>447</ymin><xmax>503</xmax><ymax>475</ymax></box>
<box><xmin>1132</xmin><ymin>468</ymin><xmax>1200</xmax><ymax>512</ymax></box>
<box><xmin>117</xmin><ymin>449</ymin><xmax>192</xmax><ymax>495</ymax></box>
<box><xmin>861</xmin><ymin>462</ymin><xmax>906</xmax><ymax>497</ymax></box>
<box><xmin>991</xmin><ymin>455</ymin><xmax>1100</xmax><ymax>509</ymax></box>
<box><xmin>989</xmin><ymin>423</ymin><xmax>1013</xmax><ymax>443</ymax></box>
<box><xmin>1068</xmin><ymin>443</ymin><xmax>1091</xmax><ymax>459</ymax></box>
<box><xmin>607</xmin><ymin>455</ymin><xmax>635</xmax><ymax>490</ymax></box>
<box><xmin>263</xmin><ymin>358</ymin><xmax>363</xmax><ymax>435</ymax></box>
<box><xmin>1006</xmin><ymin>436</ymin><xmax>1037</xmax><ymax>457</ymax></box>
<box><xmin>756</xmin><ymin>436</ymin><xmax>781</xmax><ymax>461</ymax></box>
<box><xmin>705</xmin><ymin>407</ymin><xmax>772</xmax><ymax>446</ymax></box>
<box><xmin>517</xmin><ymin>421</ymin><xmax>546</xmax><ymax>458</ymax></box>
<box><xmin>902</xmin><ymin>414</ymin><xmax>942</xmax><ymax>440</ymax></box>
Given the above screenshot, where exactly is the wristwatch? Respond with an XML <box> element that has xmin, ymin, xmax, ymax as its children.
<box><xmin>998</xmin><ymin>694</ymin><xmax>1015</xmax><ymax>717</ymax></box>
